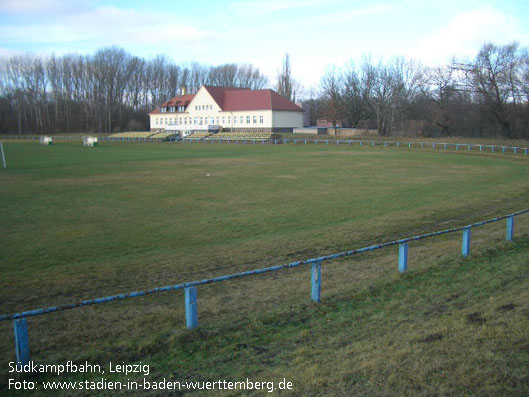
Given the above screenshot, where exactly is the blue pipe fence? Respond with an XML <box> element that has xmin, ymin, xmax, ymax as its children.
<box><xmin>2</xmin><ymin>209</ymin><xmax>528</xmax><ymax>366</ymax></box>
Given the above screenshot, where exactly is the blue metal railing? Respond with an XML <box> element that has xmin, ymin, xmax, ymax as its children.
<box><xmin>3</xmin><ymin>209</ymin><xmax>528</xmax><ymax>366</ymax></box>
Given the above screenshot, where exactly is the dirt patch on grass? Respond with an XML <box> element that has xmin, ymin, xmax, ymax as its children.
<box><xmin>466</xmin><ymin>312</ymin><xmax>487</xmax><ymax>324</ymax></box>
<box><xmin>307</xmin><ymin>151</ymin><xmax>379</xmax><ymax>157</ymax></box>
<box><xmin>420</xmin><ymin>333</ymin><xmax>444</xmax><ymax>343</ymax></box>
<box><xmin>496</xmin><ymin>303</ymin><xmax>515</xmax><ymax>311</ymax></box>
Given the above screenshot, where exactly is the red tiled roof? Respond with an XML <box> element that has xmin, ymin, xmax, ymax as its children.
<box><xmin>150</xmin><ymin>86</ymin><xmax>302</xmax><ymax>114</ymax></box>
<box><xmin>202</xmin><ymin>86</ymin><xmax>247</xmax><ymax>109</ymax></box>
<box><xmin>220</xmin><ymin>88</ymin><xmax>302</xmax><ymax>111</ymax></box>
<box><xmin>150</xmin><ymin>93</ymin><xmax>196</xmax><ymax>114</ymax></box>
<box><xmin>167</xmin><ymin>94</ymin><xmax>195</xmax><ymax>107</ymax></box>
<box><xmin>204</xmin><ymin>86</ymin><xmax>301</xmax><ymax>112</ymax></box>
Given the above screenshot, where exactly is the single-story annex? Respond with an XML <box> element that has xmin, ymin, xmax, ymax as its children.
<box><xmin>149</xmin><ymin>85</ymin><xmax>303</xmax><ymax>133</ymax></box>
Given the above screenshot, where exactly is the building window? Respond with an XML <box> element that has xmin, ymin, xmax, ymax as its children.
<box><xmin>210</xmin><ymin>117</ymin><xmax>214</xmax><ymax>124</ymax></box>
<box><xmin>253</xmin><ymin>116</ymin><xmax>257</xmax><ymax>124</ymax></box>
<box><xmin>228</xmin><ymin>117</ymin><xmax>231</xmax><ymax>124</ymax></box>
<box><xmin>260</xmin><ymin>115</ymin><xmax>264</xmax><ymax>124</ymax></box>
<box><xmin>234</xmin><ymin>117</ymin><xmax>237</xmax><ymax>124</ymax></box>
<box><xmin>161</xmin><ymin>107</ymin><xmax>166</xmax><ymax>113</ymax></box>
<box><xmin>246</xmin><ymin>116</ymin><xmax>250</xmax><ymax>124</ymax></box>
<box><xmin>240</xmin><ymin>116</ymin><xmax>244</xmax><ymax>124</ymax></box>
<box><xmin>199</xmin><ymin>117</ymin><xmax>203</xmax><ymax>125</ymax></box>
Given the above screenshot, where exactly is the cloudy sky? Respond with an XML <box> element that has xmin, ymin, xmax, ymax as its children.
<box><xmin>1</xmin><ymin>0</ymin><xmax>528</xmax><ymax>88</ymax></box>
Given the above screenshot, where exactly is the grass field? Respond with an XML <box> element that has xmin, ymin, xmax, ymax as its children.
<box><xmin>1</xmin><ymin>140</ymin><xmax>529</xmax><ymax>395</ymax></box>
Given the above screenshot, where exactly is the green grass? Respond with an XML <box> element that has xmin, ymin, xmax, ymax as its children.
<box><xmin>1</xmin><ymin>141</ymin><xmax>529</xmax><ymax>395</ymax></box>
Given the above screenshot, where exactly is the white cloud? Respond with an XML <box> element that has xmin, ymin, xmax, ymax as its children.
<box><xmin>310</xmin><ymin>3</ymin><xmax>394</xmax><ymax>26</ymax></box>
<box><xmin>0</xmin><ymin>0</ymin><xmax>85</xmax><ymax>14</ymax></box>
<box><xmin>72</xmin><ymin>7</ymin><xmax>214</xmax><ymax>44</ymax></box>
<box><xmin>231</xmin><ymin>0</ymin><xmax>331</xmax><ymax>17</ymax></box>
<box><xmin>0</xmin><ymin>6</ymin><xmax>218</xmax><ymax>49</ymax></box>
<box><xmin>405</xmin><ymin>7</ymin><xmax>528</xmax><ymax>65</ymax></box>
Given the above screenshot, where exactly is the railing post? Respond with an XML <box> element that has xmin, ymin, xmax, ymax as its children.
<box><xmin>462</xmin><ymin>228</ymin><xmax>471</xmax><ymax>257</ymax></box>
<box><xmin>14</xmin><ymin>318</ymin><xmax>30</xmax><ymax>366</ymax></box>
<box><xmin>185</xmin><ymin>286</ymin><xmax>198</xmax><ymax>329</ymax></box>
<box><xmin>398</xmin><ymin>242</ymin><xmax>408</xmax><ymax>273</ymax></box>
<box><xmin>506</xmin><ymin>216</ymin><xmax>514</xmax><ymax>241</ymax></box>
<box><xmin>311</xmin><ymin>261</ymin><xmax>321</xmax><ymax>303</ymax></box>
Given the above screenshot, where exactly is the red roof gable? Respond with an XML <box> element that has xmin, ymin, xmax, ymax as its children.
<box><xmin>150</xmin><ymin>86</ymin><xmax>302</xmax><ymax>114</ymax></box>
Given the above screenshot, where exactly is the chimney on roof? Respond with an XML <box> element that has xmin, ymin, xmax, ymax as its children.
<box><xmin>181</xmin><ymin>87</ymin><xmax>186</xmax><ymax>96</ymax></box>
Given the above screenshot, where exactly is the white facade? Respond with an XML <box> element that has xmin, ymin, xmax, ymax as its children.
<box><xmin>149</xmin><ymin>86</ymin><xmax>303</xmax><ymax>132</ymax></box>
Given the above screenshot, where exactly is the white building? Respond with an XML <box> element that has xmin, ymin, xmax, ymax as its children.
<box><xmin>149</xmin><ymin>85</ymin><xmax>303</xmax><ymax>133</ymax></box>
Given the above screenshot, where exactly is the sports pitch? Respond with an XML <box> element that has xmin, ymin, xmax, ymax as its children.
<box><xmin>1</xmin><ymin>141</ymin><xmax>529</xmax><ymax>395</ymax></box>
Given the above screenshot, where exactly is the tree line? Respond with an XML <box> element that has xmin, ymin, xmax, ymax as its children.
<box><xmin>0</xmin><ymin>47</ymin><xmax>268</xmax><ymax>134</ymax></box>
<box><xmin>312</xmin><ymin>42</ymin><xmax>529</xmax><ymax>139</ymax></box>
<box><xmin>1</xmin><ymin>42</ymin><xmax>528</xmax><ymax>139</ymax></box>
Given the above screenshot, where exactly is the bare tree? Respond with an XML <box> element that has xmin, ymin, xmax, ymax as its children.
<box><xmin>452</xmin><ymin>42</ymin><xmax>525</xmax><ymax>138</ymax></box>
<box><xmin>276</xmin><ymin>53</ymin><xmax>303</xmax><ymax>101</ymax></box>
<box><xmin>320</xmin><ymin>66</ymin><xmax>344</xmax><ymax>133</ymax></box>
